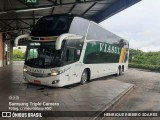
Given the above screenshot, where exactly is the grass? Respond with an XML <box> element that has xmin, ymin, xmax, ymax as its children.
<box><xmin>13</xmin><ymin>59</ymin><xmax>25</xmax><ymax>61</ymax></box>
<box><xmin>129</xmin><ymin>63</ymin><xmax>160</xmax><ymax>72</ymax></box>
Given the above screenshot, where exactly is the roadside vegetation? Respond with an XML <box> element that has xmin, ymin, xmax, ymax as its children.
<box><xmin>13</xmin><ymin>49</ymin><xmax>25</xmax><ymax>61</ymax></box>
<box><xmin>129</xmin><ymin>49</ymin><xmax>160</xmax><ymax>72</ymax></box>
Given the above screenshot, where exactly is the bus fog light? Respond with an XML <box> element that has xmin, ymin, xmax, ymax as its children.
<box><xmin>52</xmin><ymin>80</ymin><xmax>59</xmax><ymax>84</ymax></box>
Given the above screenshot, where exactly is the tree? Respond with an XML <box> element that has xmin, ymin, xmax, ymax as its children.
<box><xmin>13</xmin><ymin>49</ymin><xmax>25</xmax><ymax>60</ymax></box>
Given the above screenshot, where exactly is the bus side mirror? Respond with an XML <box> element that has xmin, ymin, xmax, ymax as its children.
<box><xmin>15</xmin><ymin>34</ymin><xmax>29</xmax><ymax>47</ymax></box>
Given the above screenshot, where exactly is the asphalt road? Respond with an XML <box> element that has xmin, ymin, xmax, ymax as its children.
<box><xmin>1</xmin><ymin>62</ymin><xmax>160</xmax><ymax>120</ymax></box>
<box><xmin>102</xmin><ymin>68</ymin><xmax>160</xmax><ymax>120</ymax></box>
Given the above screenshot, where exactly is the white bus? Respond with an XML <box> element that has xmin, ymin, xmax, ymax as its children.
<box><xmin>15</xmin><ymin>14</ymin><xmax>129</xmax><ymax>87</ymax></box>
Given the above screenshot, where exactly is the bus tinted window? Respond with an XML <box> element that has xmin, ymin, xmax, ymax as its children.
<box><xmin>85</xmin><ymin>52</ymin><xmax>120</xmax><ymax>64</ymax></box>
<box><xmin>30</xmin><ymin>15</ymin><xmax>73</xmax><ymax>37</ymax></box>
<box><xmin>64</xmin><ymin>39</ymin><xmax>84</xmax><ymax>64</ymax></box>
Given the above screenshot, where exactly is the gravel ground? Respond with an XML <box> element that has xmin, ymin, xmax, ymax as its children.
<box><xmin>102</xmin><ymin>68</ymin><xmax>160</xmax><ymax>120</ymax></box>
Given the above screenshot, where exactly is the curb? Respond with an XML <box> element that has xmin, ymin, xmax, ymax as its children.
<box><xmin>90</xmin><ymin>84</ymin><xmax>134</xmax><ymax>120</ymax></box>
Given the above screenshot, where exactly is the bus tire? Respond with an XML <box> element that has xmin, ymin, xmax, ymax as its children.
<box><xmin>116</xmin><ymin>67</ymin><xmax>122</xmax><ymax>76</ymax></box>
<box><xmin>80</xmin><ymin>69</ymin><xmax>88</xmax><ymax>84</ymax></box>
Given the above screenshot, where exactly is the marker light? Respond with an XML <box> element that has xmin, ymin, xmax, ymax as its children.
<box><xmin>40</xmin><ymin>36</ymin><xmax>58</xmax><ymax>41</ymax></box>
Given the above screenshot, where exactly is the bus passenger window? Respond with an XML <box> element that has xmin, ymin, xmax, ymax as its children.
<box><xmin>66</xmin><ymin>48</ymin><xmax>75</xmax><ymax>62</ymax></box>
<box><xmin>65</xmin><ymin>48</ymin><xmax>80</xmax><ymax>64</ymax></box>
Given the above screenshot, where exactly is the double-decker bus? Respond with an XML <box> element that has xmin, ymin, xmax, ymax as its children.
<box><xmin>15</xmin><ymin>14</ymin><xmax>129</xmax><ymax>87</ymax></box>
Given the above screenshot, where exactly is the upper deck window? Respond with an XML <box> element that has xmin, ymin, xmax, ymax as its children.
<box><xmin>30</xmin><ymin>15</ymin><xmax>74</xmax><ymax>37</ymax></box>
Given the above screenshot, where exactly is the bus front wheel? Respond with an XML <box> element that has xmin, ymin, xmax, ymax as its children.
<box><xmin>81</xmin><ymin>70</ymin><xmax>88</xmax><ymax>84</ymax></box>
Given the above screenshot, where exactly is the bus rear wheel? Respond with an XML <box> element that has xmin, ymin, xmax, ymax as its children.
<box><xmin>81</xmin><ymin>70</ymin><xmax>88</xmax><ymax>84</ymax></box>
<box><xmin>116</xmin><ymin>67</ymin><xmax>122</xmax><ymax>76</ymax></box>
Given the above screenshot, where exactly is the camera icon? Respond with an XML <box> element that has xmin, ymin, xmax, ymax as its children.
<box><xmin>2</xmin><ymin>112</ymin><xmax>11</xmax><ymax>117</ymax></box>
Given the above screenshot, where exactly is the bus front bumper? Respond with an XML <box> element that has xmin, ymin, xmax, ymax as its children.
<box><xmin>23</xmin><ymin>72</ymin><xmax>63</xmax><ymax>87</ymax></box>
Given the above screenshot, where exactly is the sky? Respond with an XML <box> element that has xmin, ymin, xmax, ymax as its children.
<box><xmin>100</xmin><ymin>0</ymin><xmax>160</xmax><ymax>52</ymax></box>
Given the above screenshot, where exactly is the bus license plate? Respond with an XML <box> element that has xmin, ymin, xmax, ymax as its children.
<box><xmin>34</xmin><ymin>80</ymin><xmax>41</xmax><ymax>84</ymax></box>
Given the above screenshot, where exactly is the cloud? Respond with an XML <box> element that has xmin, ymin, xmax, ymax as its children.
<box><xmin>100</xmin><ymin>0</ymin><xmax>160</xmax><ymax>52</ymax></box>
<box><xmin>115</xmin><ymin>30</ymin><xmax>160</xmax><ymax>52</ymax></box>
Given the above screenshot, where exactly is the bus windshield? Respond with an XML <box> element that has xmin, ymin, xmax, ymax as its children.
<box><xmin>25</xmin><ymin>41</ymin><xmax>63</xmax><ymax>68</ymax></box>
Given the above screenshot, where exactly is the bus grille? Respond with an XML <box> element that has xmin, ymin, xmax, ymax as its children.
<box><xmin>26</xmin><ymin>71</ymin><xmax>49</xmax><ymax>77</ymax></box>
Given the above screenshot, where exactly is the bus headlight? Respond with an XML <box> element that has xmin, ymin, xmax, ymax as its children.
<box><xmin>23</xmin><ymin>66</ymin><xmax>28</xmax><ymax>72</ymax></box>
<box><xmin>50</xmin><ymin>69</ymin><xmax>63</xmax><ymax>76</ymax></box>
<box><xmin>50</xmin><ymin>70</ymin><xmax>59</xmax><ymax>76</ymax></box>
<box><xmin>23</xmin><ymin>68</ymin><xmax>28</xmax><ymax>72</ymax></box>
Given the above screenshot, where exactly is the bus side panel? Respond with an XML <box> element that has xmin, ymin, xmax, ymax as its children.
<box><xmin>82</xmin><ymin>41</ymin><xmax>129</xmax><ymax>79</ymax></box>
<box><xmin>82</xmin><ymin>63</ymin><xmax>118</xmax><ymax>80</ymax></box>
<box><xmin>62</xmin><ymin>62</ymin><xmax>83</xmax><ymax>86</ymax></box>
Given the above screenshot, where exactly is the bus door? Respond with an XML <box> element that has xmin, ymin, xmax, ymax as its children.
<box><xmin>63</xmin><ymin>47</ymin><xmax>81</xmax><ymax>85</ymax></box>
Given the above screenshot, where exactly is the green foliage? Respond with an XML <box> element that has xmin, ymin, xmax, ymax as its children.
<box><xmin>29</xmin><ymin>49</ymin><xmax>38</xmax><ymax>59</ymax></box>
<box><xmin>129</xmin><ymin>63</ymin><xmax>160</xmax><ymax>72</ymax></box>
<box><xmin>129</xmin><ymin>49</ymin><xmax>160</xmax><ymax>72</ymax></box>
<box><xmin>13</xmin><ymin>49</ymin><xmax>25</xmax><ymax>61</ymax></box>
<box><xmin>129</xmin><ymin>49</ymin><xmax>160</xmax><ymax>65</ymax></box>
